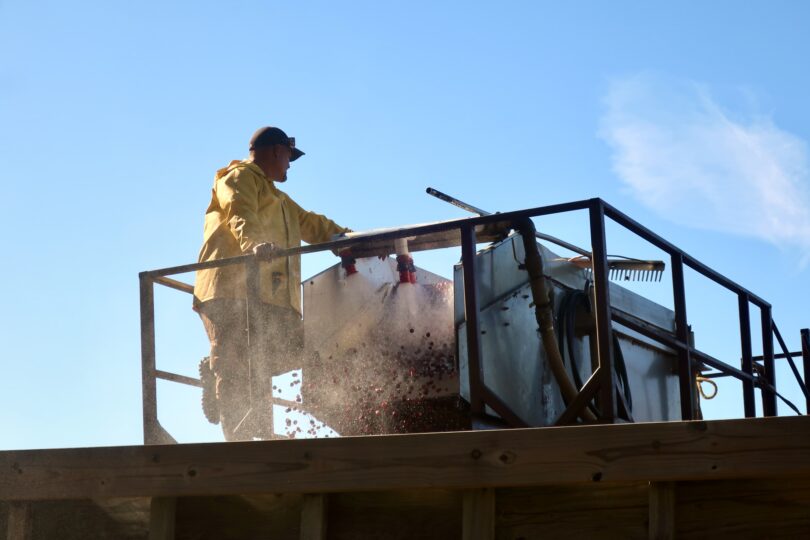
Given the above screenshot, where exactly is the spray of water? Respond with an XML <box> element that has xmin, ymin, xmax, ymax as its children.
<box><xmin>270</xmin><ymin>260</ymin><xmax>466</xmax><ymax>438</ymax></box>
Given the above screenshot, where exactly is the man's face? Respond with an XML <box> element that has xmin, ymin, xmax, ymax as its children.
<box><xmin>268</xmin><ymin>145</ymin><xmax>292</xmax><ymax>182</ymax></box>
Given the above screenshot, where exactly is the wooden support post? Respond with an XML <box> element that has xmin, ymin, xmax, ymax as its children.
<box><xmin>300</xmin><ymin>494</ymin><xmax>329</xmax><ymax>540</ymax></box>
<box><xmin>462</xmin><ymin>489</ymin><xmax>495</xmax><ymax>540</ymax></box>
<box><xmin>648</xmin><ymin>482</ymin><xmax>675</xmax><ymax>540</ymax></box>
<box><xmin>6</xmin><ymin>502</ymin><xmax>32</xmax><ymax>540</ymax></box>
<box><xmin>149</xmin><ymin>497</ymin><xmax>176</xmax><ymax>540</ymax></box>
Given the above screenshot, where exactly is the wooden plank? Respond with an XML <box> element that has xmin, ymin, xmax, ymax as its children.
<box><xmin>32</xmin><ymin>499</ymin><xmax>149</xmax><ymax>539</ymax></box>
<box><xmin>4</xmin><ymin>482</ymin><xmax>809</xmax><ymax>539</ymax></box>
<box><xmin>300</xmin><ymin>494</ymin><xmax>327</xmax><ymax>540</ymax></box>
<box><xmin>6</xmin><ymin>502</ymin><xmax>32</xmax><ymax>540</ymax></box>
<box><xmin>328</xmin><ymin>490</ymin><xmax>461</xmax><ymax>540</ymax></box>
<box><xmin>148</xmin><ymin>497</ymin><xmax>175</xmax><ymax>540</ymax></box>
<box><xmin>675</xmin><ymin>476</ymin><xmax>810</xmax><ymax>538</ymax></box>
<box><xmin>174</xmin><ymin>494</ymin><xmax>302</xmax><ymax>539</ymax></box>
<box><xmin>1</xmin><ymin>416</ymin><xmax>809</xmax><ymax>501</ymax></box>
<box><xmin>92</xmin><ymin>497</ymin><xmax>150</xmax><ymax>537</ymax></box>
<box><xmin>648</xmin><ymin>482</ymin><xmax>675</xmax><ymax>540</ymax></box>
<box><xmin>462</xmin><ymin>489</ymin><xmax>494</xmax><ymax>540</ymax></box>
<box><xmin>497</xmin><ymin>484</ymin><xmax>648</xmax><ymax>540</ymax></box>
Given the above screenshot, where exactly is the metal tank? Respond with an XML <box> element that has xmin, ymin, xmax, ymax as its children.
<box><xmin>455</xmin><ymin>232</ymin><xmax>682</xmax><ymax>426</ymax></box>
<box><xmin>301</xmin><ymin>257</ymin><xmax>467</xmax><ymax>436</ymax></box>
<box><xmin>299</xmin><ymin>233</ymin><xmax>682</xmax><ymax>437</ymax></box>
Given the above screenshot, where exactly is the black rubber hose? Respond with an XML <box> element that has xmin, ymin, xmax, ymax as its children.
<box><xmin>557</xmin><ymin>288</ymin><xmax>633</xmax><ymax>416</ymax></box>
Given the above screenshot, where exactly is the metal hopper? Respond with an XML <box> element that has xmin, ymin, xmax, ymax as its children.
<box><xmin>299</xmin><ymin>257</ymin><xmax>468</xmax><ymax>436</ymax></box>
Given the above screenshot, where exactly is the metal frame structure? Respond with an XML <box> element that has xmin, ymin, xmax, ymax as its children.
<box><xmin>139</xmin><ymin>198</ymin><xmax>809</xmax><ymax>444</ymax></box>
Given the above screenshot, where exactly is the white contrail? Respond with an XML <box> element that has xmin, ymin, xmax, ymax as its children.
<box><xmin>599</xmin><ymin>74</ymin><xmax>810</xmax><ymax>265</ymax></box>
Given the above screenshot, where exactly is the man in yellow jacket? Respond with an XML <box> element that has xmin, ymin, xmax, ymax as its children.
<box><xmin>194</xmin><ymin>126</ymin><xmax>349</xmax><ymax>440</ymax></box>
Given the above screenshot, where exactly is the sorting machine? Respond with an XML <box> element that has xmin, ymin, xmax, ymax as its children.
<box><xmin>139</xmin><ymin>196</ymin><xmax>808</xmax><ymax>444</ymax></box>
<box><xmin>297</xmin><ymin>227</ymin><xmax>680</xmax><ymax>437</ymax></box>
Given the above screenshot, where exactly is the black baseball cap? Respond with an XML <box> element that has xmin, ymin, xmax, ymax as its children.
<box><xmin>249</xmin><ymin>126</ymin><xmax>305</xmax><ymax>161</ymax></box>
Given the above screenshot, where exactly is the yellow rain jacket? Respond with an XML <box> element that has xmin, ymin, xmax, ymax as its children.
<box><xmin>193</xmin><ymin>160</ymin><xmax>347</xmax><ymax>314</ymax></box>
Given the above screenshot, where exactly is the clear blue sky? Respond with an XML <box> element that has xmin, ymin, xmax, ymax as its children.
<box><xmin>1</xmin><ymin>1</ymin><xmax>808</xmax><ymax>450</ymax></box>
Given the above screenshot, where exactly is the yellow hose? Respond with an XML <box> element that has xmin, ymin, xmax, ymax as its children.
<box><xmin>696</xmin><ymin>376</ymin><xmax>718</xmax><ymax>400</ymax></box>
<box><xmin>517</xmin><ymin>219</ymin><xmax>597</xmax><ymax>423</ymax></box>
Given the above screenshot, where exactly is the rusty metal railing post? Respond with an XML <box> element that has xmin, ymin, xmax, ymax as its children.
<box><xmin>738</xmin><ymin>294</ymin><xmax>756</xmax><ymax>417</ymax></box>
<box><xmin>460</xmin><ymin>223</ymin><xmax>485</xmax><ymax>416</ymax></box>
<box><xmin>139</xmin><ymin>273</ymin><xmax>158</xmax><ymax>444</ymax></box>
<box><xmin>245</xmin><ymin>255</ymin><xmax>265</xmax><ymax>431</ymax></box>
<box><xmin>670</xmin><ymin>253</ymin><xmax>695</xmax><ymax>420</ymax></box>
<box><xmin>588</xmin><ymin>199</ymin><xmax>616</xmax><ymax>422</ymax></box>
<box><xmin>802</xmin><ymin>328</ymin><xmax>810</xmax><ymax>414</ymax></box>
<box><xmin>773</xmin><ymin>323</ymin><xmax>807</xmax><ymax>414</ymax></box>
<box><xmin>760</xmin><ymin>306</ymin><xmax>777</xmax><ymax>416</ymax></box>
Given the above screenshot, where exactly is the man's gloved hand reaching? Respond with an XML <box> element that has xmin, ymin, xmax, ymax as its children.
<box><xmin>252</xmin><ymin>242</ymin><xmax>277</xmax><ymax>260</ymax></box>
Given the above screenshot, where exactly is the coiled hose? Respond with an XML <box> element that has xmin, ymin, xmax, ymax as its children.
<box><xmin>556</xmin><ymin>287</ymin><xmax>633</xmax><ymax>416</ymax></box>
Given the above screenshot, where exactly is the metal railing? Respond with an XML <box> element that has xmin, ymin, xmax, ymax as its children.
<box><xmin>139</xmin><ymin>198</ymin><xmax>809</xmax><ymax>444</ymax></box>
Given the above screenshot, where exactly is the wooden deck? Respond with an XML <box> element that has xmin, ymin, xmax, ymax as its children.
<box><xmin>2</xmin><ymin>416</ymin><xmax>809</xmax><ymax>539</ymax></box>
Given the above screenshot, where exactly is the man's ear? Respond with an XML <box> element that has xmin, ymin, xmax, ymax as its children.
<box><xmin>254</xmin><ymin>147</ymin><xmax>274</xmax><ymax>163</ymax></box>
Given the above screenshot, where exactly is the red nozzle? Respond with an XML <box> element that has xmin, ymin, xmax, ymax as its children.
<box><xmin>396</xmin><ymin>254</ymin><xmax>417</xmax><ymax>284</ymax></box>
<box><xmin>340</xmin><ymin>249</ymin><xmax>358</xmax><ymax>276</ymax></box>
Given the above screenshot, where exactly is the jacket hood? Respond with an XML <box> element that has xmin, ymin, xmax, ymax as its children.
<box><xmin>215</xmin><ymin>159</ymin><xmax>266</xmax><ymax>181</ymax></box>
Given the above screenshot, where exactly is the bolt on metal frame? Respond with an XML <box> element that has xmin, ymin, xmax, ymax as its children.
<box><xmin>139</xmin><ymin>198</ymin><xmax>809</xmax><ymax>444</ymax></box>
